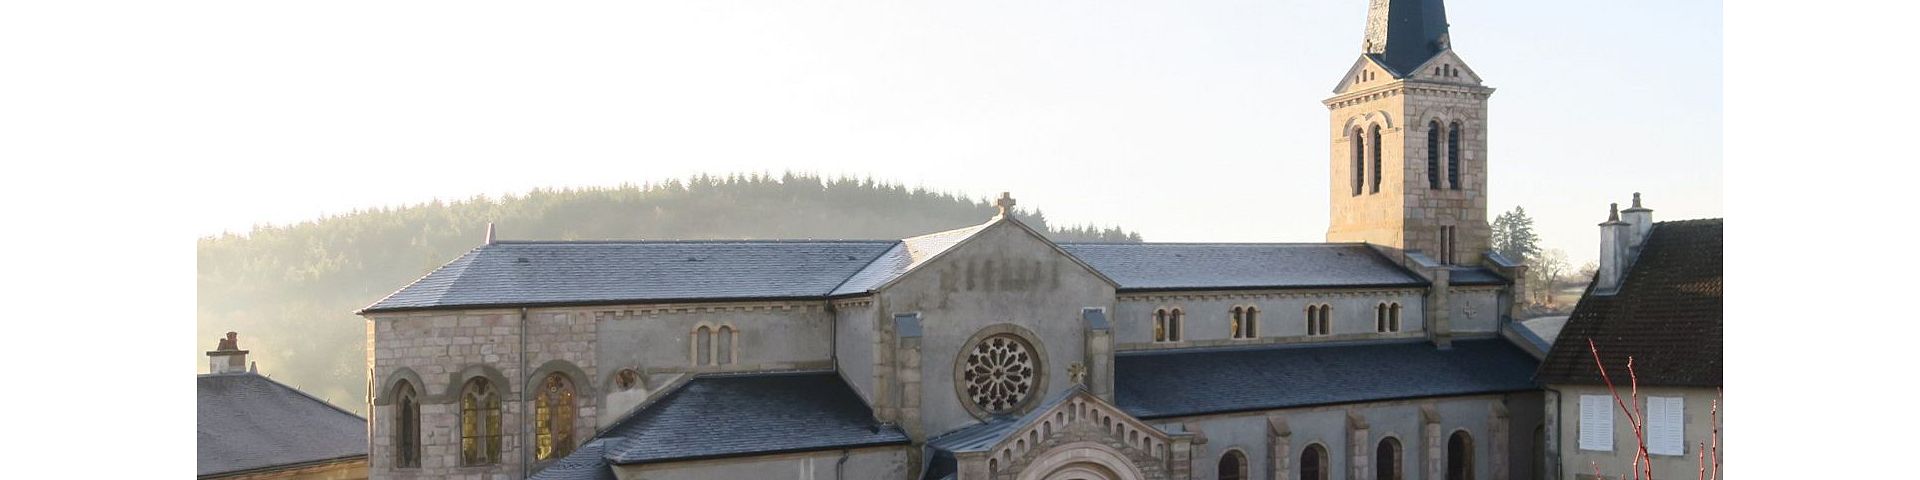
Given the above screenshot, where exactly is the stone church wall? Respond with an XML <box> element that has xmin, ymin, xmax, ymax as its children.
<box><xmin>1445</xmin><ymin>288</ymin><xmax>1501</xmax><ymax>334</ymax></box>
<box><xmin>368</xmin><ymin>308</ymin><xmax>598</xmax><ymax>479</ymax></box>
<box><xmin>1164</xmin><ymin>394</ymin><xmax>1530</xmax><ymax>480</ymax></box>
<box><xmin>877</xmin><ymin>221</ymin><xmax>1117</xmax><ymax>439</ymax></box>
<box><xmin>1111</xmin><ymin>289</ymin><xmax>1427</xmax><ymax>351</ymax></box>
<box><xmin>609</xmin><ymin>446</ymin><xmax>910</xmax><ymax>480</ymax></box>
<box><xmin>832</xmin><ymin>298</ymin><xmax>880</xmax><ymax>405</ymax></box>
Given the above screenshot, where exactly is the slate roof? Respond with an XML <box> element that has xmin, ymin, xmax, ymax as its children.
<box><xmin>831</xmin><ymin>222</ymin><xmax>991</xmax><ymax>296</ymax></box>
<box><xmin>362</xmin><ymin>240</ymin><xmax>896</xmax><ymax>313</ymax></box>
<box><xmin>197</xmin><ymin>373</ymin><xmax>367</xmax><ymax>477</ymax></box>
<box><xmin>598</xmin><ymin>371</ymin><xmax>909</xmax><ymax>465</ymax></box>
<box><xmin>1535</xmin><ymin>219</ymin><xmax>1723</xmax><ymax>387</ymax></box>
<box><xmin>368</xmin><ymin>230</ymin><xmax>1456</xmax><ymax>314</ymax></box>
<box><xmin>1057</xmin><ymin>243</ymin><xmax>1426</xmax><ymax>291</ymax></box>
<box><xmin>1114</xmin><ymin>339</ymin><xmax>1538</xmax><ymax>419</ymax></box>
<box><xmin>1369</xmin><ymin>0</ymin><xmax>1452</xmax><ymax>76</ymax></box>
<box><xmin>1448</xmin><ymin>267</ymin><xmax>1510</xmax><ymax>286</ymax></box>
<box><xmin>529</xmin><ymin>439</ymin><xmax>617</xmax><ymax>480</ymax></box>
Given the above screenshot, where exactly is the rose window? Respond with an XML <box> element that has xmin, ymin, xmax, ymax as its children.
<box><xmin>963</xmin><ymin>334</ymin><xmax>1037</xmax><ymax>414</ymax></box>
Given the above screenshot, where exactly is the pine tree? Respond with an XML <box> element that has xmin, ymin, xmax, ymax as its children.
<box><xmin>1492</xmin><ymin>206</ymin><xmax>1542</xmax><ymax>264</ymax></box>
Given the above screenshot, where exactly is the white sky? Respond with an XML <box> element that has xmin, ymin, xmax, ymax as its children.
<box><xmin>19</xmin><ymin>0</ymin><xmax>1719</xmax><ymax>266</ymax></box>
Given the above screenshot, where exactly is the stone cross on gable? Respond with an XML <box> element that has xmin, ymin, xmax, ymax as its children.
<box><xmin>994</xmin><ymin>192</ymin><xmax>1016</xmax><ymax>217</ymax></box>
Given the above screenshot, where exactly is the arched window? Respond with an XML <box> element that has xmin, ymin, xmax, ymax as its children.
<box><xmin>460</xmin><ymin>377</ymin><xmax>502</xmax><ymax>466</ymax></box>
<box><xmin>717</xmin><ymin>325</ymin><xmax>735</xmax><ymax>365</ymax></box>
<box><xmin>1369</xmin><ymin>124</ymin><xmax>1383</xmax><ymax>194</ymax></box>
<box><xmin>1376</xmin><ymin>303</ymin><xmax>1389</xmax><ymax>332</ymax></box>
<box><xmin>1377</xmin><ymin>437</ymin><xmax>1402</xmax><ymax>480</ymax></box>
<box><xmin>1168</xmin><ymin>308</ymin><xmax>1184</xmax><ymax>342</ymax></box>
<box><xmin>393</xmin><ymin>380</ymin><xmax>420</xmax><ymax>468</ymax></box>
<box><xmin>1153</xmin><ymin>309</ymin><xmax>1168</xmax><ymax>342</ymax></box>
<box><xmin>1301</xmin><ymin>443</ymin><xmax>1329</xmax><ymax>480</ymax></box>
<box><xmin>1389</xmin><ymin>303</ymin><xmax>1402</xmax><ymax>332</ymax></box>
<box><xmin>1230</xmin><ymin>307</ymin><xmax>1245</xmax><ymax>339</ymax></box>
<box><xmin>1447</xmin><ymin>122</ymin><xmax>1462</xmax><ymax>190</ymax></box>
<box><xmin>1351</xmin><ymin>127</ymin><xmax>1366</xmax><ymax>196</ymax></box>
<box><xmin>1244</xmin><ymin>306</ymin><xmax>1259</xmax><ymax>338</ymax></box>
<box><xmin>1219</xmin><ymin>450</ymin><xmax>1248</xmax><ymax>480</ymax></box>
<box><xmin>1427</xmin><ymin>121</ymin><xmax>1442</xmax><ymax>189</ymax></box>
<box><xmin>535</xmin><ymin>373</ymin><xmax>577</xmax><ymax>461</ymax></box>
<box><xmin>1447</xmin><ymin>431</ymin><xmax>1474</xmax><ymax>480</ymax></box>
<box><xmin>695</xmin><ymin>326</ymin><xmax>713</xmax><ymax>366</ymax></box>
<box><xmin>1310</xmin><ymin>304</ymin><xmax>1332</xmax><ymax>336</ymax></box>
<box><xmin>614</xmin><ymin>368</ymin><xmax>643</xmax><ymax>392</ymax></box>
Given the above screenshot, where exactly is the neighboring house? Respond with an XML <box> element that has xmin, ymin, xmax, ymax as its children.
<box><xmin>358</xmin><ymin>1</ymin><xmax>1558</xmax><ymax>479</ymax></box>
<box><xmin>1535</xmin><ymin>200</ymin><xmax>1723</xmax><ymax>480</ymax></box>
<box><xmin>199</xmin><ymin>332</ymin><xmax>369</xmax><ymax>480</ymax></box>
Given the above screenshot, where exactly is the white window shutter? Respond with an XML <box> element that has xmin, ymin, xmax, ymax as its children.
<box><xmin>1579</xmin><ymin>395</ymin><xmax>1614</xmax><ymax>451</ymax></box>
<box><xmin>1648</xmin><ymin>397</ymin><xmax>1685</xmax><ymax>455</ymax></box>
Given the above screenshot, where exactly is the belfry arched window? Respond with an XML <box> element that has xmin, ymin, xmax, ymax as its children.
<box><xmin>1447</xmin><ymin>122</ymin><xmax>1462</xmax><ymax>190</ymax></box>
<box><xmin>1377</xmin><ymin>437</ymin><xmax>1403</xmax><ymax>480</ymax></box>
<box><xmin>1376</xmin><ymin>303</ymin><xmax>1389</xmax><ymax>332</ymax></box>
<box><xmin>1370</xmin><ymin>124</ymin><xmax>1383</xmax><ymax>194</ymax></box>
<box><xmin>1153</xmin><ymin>309</ymin><xmax>1169</xmax><ymax>342</ymax></box>
<box><xmin>1427</xmin><ymin>121</ymin><xmax>1443</xmax><ymax>189</ymax></box>
<box><xmin>1351</xmin><ymin>127</ymin><xmax>1366</xmax><ymax>196</ymax></box>
<box><xmin>1301</xmin><ymin>443</ymin><xmax>1329</xmax><ymax>480</ymax></box>
<box><xmin>393</xmin><ymin>380</ymin><xmax>420</xmax><ymax>468</ymax></box>
<box><xmin>1447</xmin><ymin>431</ymin><xmax>1474</xmax><ymax>480</ymax></box>
<box><xmin>459</xmin><ymin>377</ymin><xmax>502</xmax><ymax>466</ymax></box>
<box><xmin>534</xmin><ymin>372</ymin><xmax>577</xmax><ymax>461</ymax></box>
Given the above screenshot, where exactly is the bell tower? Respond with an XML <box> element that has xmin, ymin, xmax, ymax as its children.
<box><xmin>1324</xmin><ymin>0</ymin><xmax>1494</xmax><ymax>265</ymax></box>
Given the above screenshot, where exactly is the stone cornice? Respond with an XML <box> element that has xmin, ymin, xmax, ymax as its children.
<box><xmin>1117</xmin><ymin>287</ymin><xmax>1424</xmax><ymax>303</ymax></box>
<box><xmin>1323</xmin><ymin>80</ymin><xmax>1496</xmax><ymax>110</ymax></box>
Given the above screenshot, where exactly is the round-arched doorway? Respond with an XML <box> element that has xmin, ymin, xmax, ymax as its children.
<box><xmin>1016</xmin><ymin>442</ymin><xmax>1145</xmax><ymax>480</ymax></box>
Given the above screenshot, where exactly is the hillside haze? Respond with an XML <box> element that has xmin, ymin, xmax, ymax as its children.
<box><xmin>196</xmin><ymin>173</ymin><xmax>1140</xmax><ymax>413</ymax></box>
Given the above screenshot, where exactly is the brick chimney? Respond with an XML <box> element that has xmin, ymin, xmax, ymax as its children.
<box><xmin>1595</xmin><ymin>203</ymin><xmax>1632</xmax><ymax>295</ymax></box>
<box><xmin>207</xmin><ymin>331</ymin><xmax>250</xmax><ymax>374</ymax></box>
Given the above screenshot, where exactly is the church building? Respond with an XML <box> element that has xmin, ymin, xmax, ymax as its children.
<box><xmin>359</xmin><ymin>1</ymin><xmax>1549</xmax><ymax>479</ymax></box>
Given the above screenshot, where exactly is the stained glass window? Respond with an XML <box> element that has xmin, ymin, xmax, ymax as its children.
<box><xmin>535</xmin><ymin>373</ymin><xmax>576</xmax><ymax>461</ymax></box>
<box><xmin>460</xmin><ymin>377</ymin><xmax>501</xmax><ymax>466</ymax></box>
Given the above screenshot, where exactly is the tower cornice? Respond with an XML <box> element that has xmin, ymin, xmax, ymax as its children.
<box><xmin>1323</xmin><ymin>81</ymin><xmax>1494</xmax><ymax>110</ymax></box>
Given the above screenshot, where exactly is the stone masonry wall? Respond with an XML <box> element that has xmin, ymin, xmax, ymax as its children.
<box><xmin>367</xmin><ymin>309</ymin><xmax>597</xmax><ymax>480</ymax></box>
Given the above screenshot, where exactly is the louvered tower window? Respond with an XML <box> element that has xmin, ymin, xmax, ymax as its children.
<box><xmin>1427</xmin><ymin>121</ymin><xmax>1442</xmax><ymax>189</ymax></box>
<box><xmin>1370</xmin><ymin>125</ymin><xmax>1383</xmax><ymax>194</ymax></box>
<box><xmin>1447</xmin><ymin>122</ymin><xmax>1462</xmax><ymax>190</ymax></box>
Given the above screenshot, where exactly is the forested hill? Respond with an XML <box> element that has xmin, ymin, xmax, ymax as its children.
<box><xmin>196</xmin><ymin>173</ymin><xmax>1141</xmax><ymax>414</ymax></box>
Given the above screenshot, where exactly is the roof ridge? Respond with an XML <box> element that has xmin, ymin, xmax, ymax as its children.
<box><xmin>491</xmin><ymin>239</ymin><xmax>899</xmax><ymax>245</ymax></box>
<box><xmin>1060</xmin><ymin>241</ymin><xmax>1374</xmax><ymax>247</ymax></box>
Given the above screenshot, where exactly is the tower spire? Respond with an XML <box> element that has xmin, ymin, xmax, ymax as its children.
<box><xmin>1362</xmin><ymin>0</ymin><xmax>1451</xmax><ymax>75</ymax></box>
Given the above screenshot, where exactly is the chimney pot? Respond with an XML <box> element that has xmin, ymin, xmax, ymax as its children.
<box><xmin>208</xmin><ymin>331</ymin><xmax>251</xmax><ymax>374</ymax></box>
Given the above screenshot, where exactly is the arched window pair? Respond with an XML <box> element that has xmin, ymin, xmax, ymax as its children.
<box><xmin>693</xmin><ymin>325</ymin><xmax>737</xmax><ymax>366</ymax></box>
<box><xmin>1375</xmin><ymin>302</ymin><xmax>1403</xmax><ymax>333</ymax></box>
<box><xmin>1305</xmin><ymin>304</ymin><xmax>1332</xmax><ymax>336</ymax></box>
<box><xmin>1153</xmin><ymin>308</ymin><xmax>1184</xmax><ymax>342</ymax></box>
<box><xmin>1427</xmin><ymin>120</ymin><xmax>1464</xmax><ymax>190</ymax></box>
<box><xmin>1351</xmin><ymin>125</ymin><xmax>1384</xmax><ymax>196</ymax></box>
<box><xmin>420</xmin><ymin>373</ymin><xmax>579</xmax><ymax>467</ymax></box>
<box><xmin>1229</xmin><ymin>306</ymin><xmax>1259</xmax><ymax>339</ymax></box>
